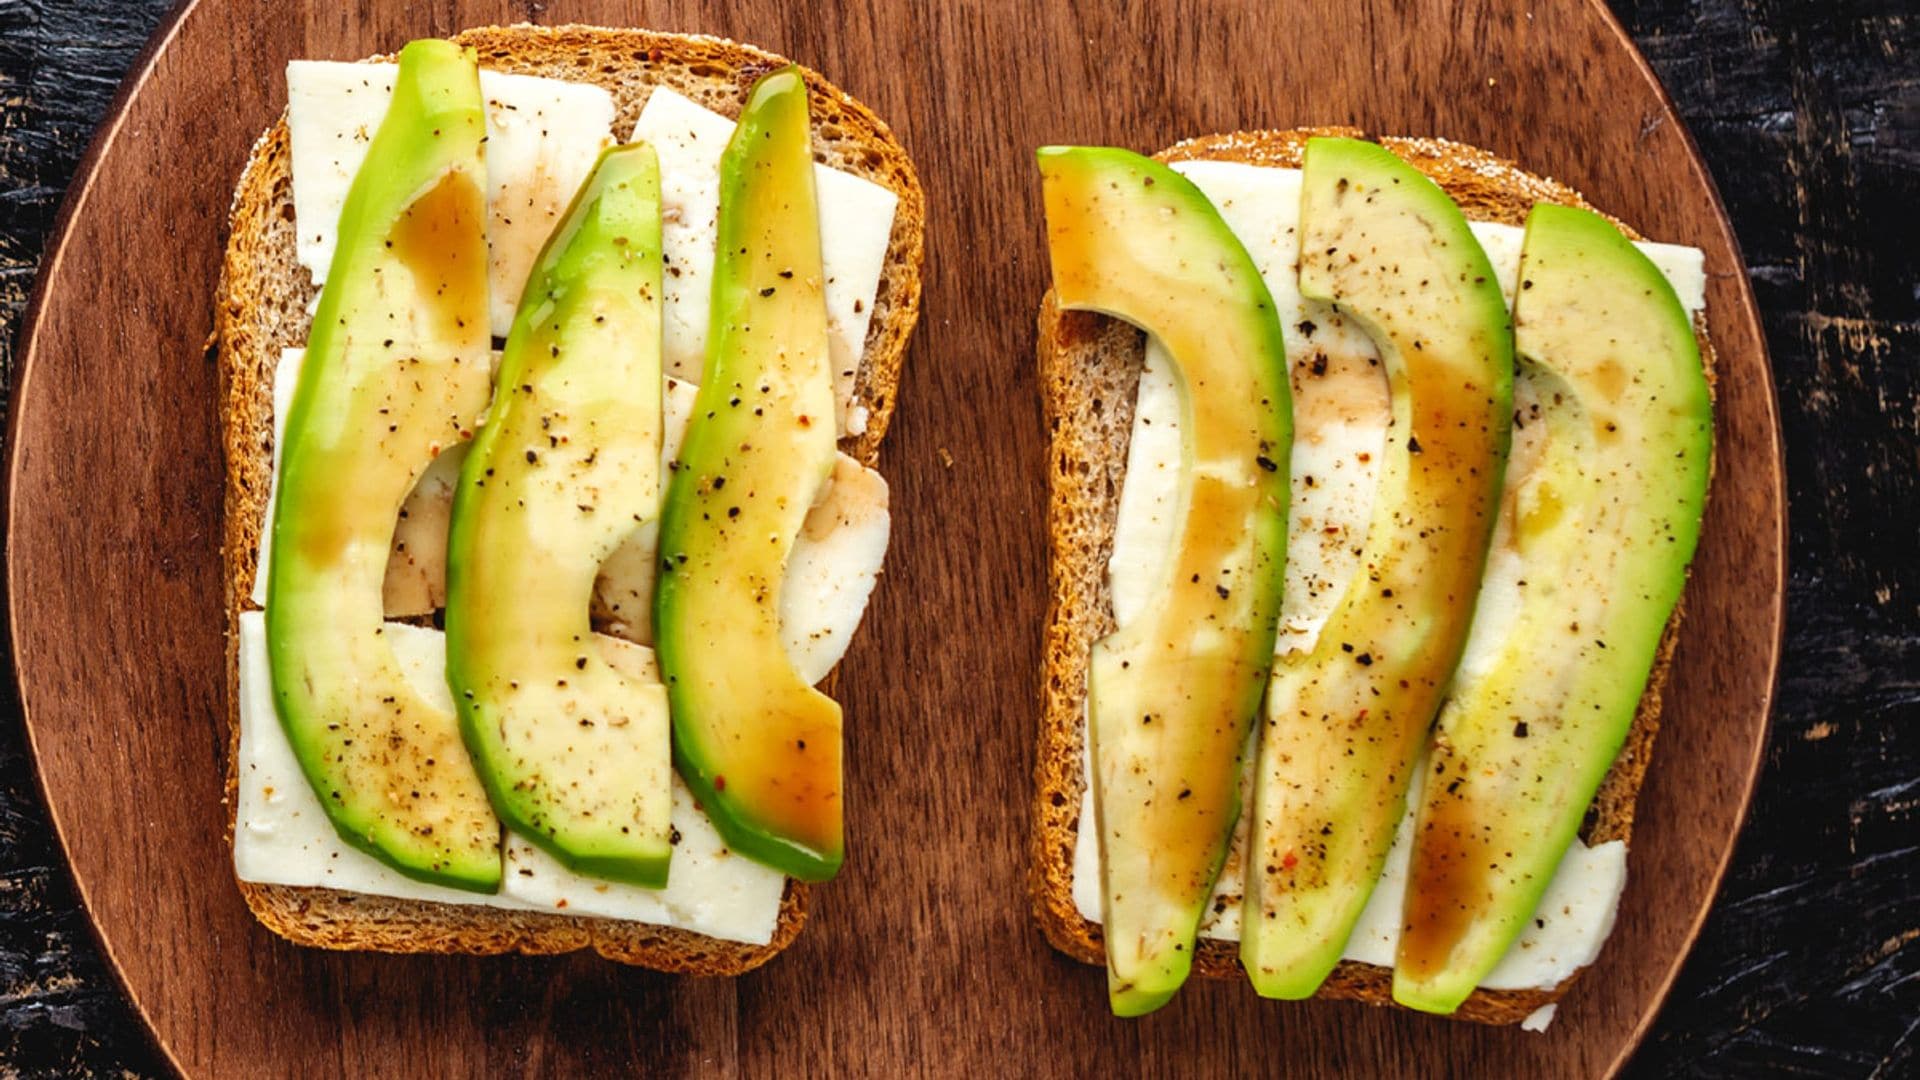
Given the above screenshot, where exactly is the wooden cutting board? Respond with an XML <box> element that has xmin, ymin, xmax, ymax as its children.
<box><xmin>4</xmin><ymin>0</ymin><xmax>1783</xmax><ymax>1075</ymax></box>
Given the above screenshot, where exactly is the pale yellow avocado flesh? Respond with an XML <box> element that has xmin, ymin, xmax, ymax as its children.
<box><xmin>444</xmin><ymin>144</ymin><xmax>676</xmax><ymax>888</ymax></box>
<box><xmin>1392</xmin><ymin>203</ymin><xmax>1712</xmax><ymax>1013</ymax></box>
<box><xmin>654</xmin><ymin>68</ymin><xmax>846</xmax><ymax>882</ymax></box>
<box><xmin>1241</xmin><ymin>137</ymin><xmax>1513</xmax><ymax>996</ymax></box>
<box><xmin>1040</xmin><ymin>146</ymin><xmax>1291</xmax><ymax>1017</ymax></box>
<box><xmin>264</xmin><ymin>39</ymin><xmax>500</xmax><ymax>891</ymax></box>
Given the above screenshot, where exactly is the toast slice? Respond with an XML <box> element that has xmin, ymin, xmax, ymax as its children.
<box><xmin>1029</xmin><ymin>128</ymin><xmax>1713</xmax><ymax>1022</ymax></box>
<box><xmin>216</xmin><ymin>24</ymin><xmax>924</xmax><ymax>973</ymax></box>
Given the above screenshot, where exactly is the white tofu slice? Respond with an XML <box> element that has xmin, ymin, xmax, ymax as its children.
<box><xmin>630</xmin><ymin>87</ymin><xmax>896</xmax><ymax>435</ymax></box>
<box><xmin>286</xmin><ymin>61</ymin><xmax>616</xmax><ymax>336</ymax></box>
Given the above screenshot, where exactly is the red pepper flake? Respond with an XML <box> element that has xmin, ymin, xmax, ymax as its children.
<box><xmin>714</xmin><ymin>775</ymin><xmax>727</xmax><ymax>792</ymax></box>
<box><xmin>1282</xmin><ymin>851</ymin><xmax>1299</xmax><ymax>871</ymax></box>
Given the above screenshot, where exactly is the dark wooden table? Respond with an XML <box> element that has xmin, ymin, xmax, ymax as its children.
<box><xmin>0</xmin><ymin>1</ymin><xmax>1911</xmax><ymax>1076</ymax></box>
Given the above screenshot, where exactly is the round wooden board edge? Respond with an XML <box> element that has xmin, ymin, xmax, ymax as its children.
<box><xmin>3</xmin><ymin>0</ymin><xmax>211</xmax><ymax>1075</ymax></box>
<box><xmin>1583</xmin><ymin>0</ymin><xmax>1788</xmax><ymax>1070</ymax></box>
<box><xmin>0</xmin><ymin>0</ymin><xmax>1789</xmax><ymax>1075</ymax></box>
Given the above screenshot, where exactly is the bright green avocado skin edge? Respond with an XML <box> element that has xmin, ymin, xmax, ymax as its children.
<box><xmin>443</xmin><ymin>144</ymin><xmax>672</xmax><ymax>889</ymax></box>
<box><xmin>1038</xmin><ymin>145</ymin><xmax>1291</xmax><ymax>1018</ymax></box>
<box><xmin>264</xmin><ymin>39</ymin><xmax>499</xmax><ymax>893</ymax></box>
<box><xmin>1242</xmin><ymin>136</ymin><xmax>1514</xmax><ymax>999</ymax></box>
<box><xmin>654</xmin><ymin>67</ymin><xmax>845</xmax><ymax>884</ymax></box>
<box><xmin>1390</xmin><ymin>203</ymin><xmax>1712</xmax><ymax>1013</ymax></box>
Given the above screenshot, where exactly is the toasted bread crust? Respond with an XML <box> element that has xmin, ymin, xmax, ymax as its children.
<box><xmin>217</xmin><ymin>25</ymin><xmax>923</xmax><ymax>973</ymax></box>
<box><xmin>1029</xmin><ymin>129</ymin><xmax>1715</xmax><ymax>1023</ymax></box>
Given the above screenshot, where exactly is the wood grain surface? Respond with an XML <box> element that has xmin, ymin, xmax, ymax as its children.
<box><xmin>3</xmin><ymin>0</ymin><xmax>1790</xmax><ymax>1076</ymax></box>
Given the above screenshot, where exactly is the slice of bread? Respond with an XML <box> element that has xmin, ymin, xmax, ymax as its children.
<box><xmin>1029</xmin><ymin>128</ymin><xmax>1713</xmax><ymax>1023</ymax></box>
<box><xmin>215</xmin><ymin>24</ymin><xmax>924</xmax><ymax>974</ymax></box>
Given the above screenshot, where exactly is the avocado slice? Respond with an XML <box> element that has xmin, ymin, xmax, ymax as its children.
<box><xmin>443</xmin><ymin>144</ymin><xmax>675</xmax><ymax>887</ymax></box>
<box><xmin>654</xmin><ymin>68</ymin><xmax>846</xmax><ymax>882</ymax></box>
<box><xmin>1241</xmin><ymin>137</ymin><xmax>1514</xmax><ymax>997</ymax></box>
<box><xmin>265</xmin><ymin>40</ymin><xmax>499</xmax><ymax>891</ymax></box>
<box><xmin>1039</xmin><ymin>146</ymin><xmax>1291</xmax><ymax>1016</ymax></box>
<box><xmin>1392</xmin><ymin>203</ymin><xmax>1711</xmax><ymax>1012</ymax></box>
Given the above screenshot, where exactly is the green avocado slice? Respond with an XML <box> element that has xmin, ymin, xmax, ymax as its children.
<box><xmin>1241</xmin><ymin>137</ymin><xmax>1514</xmax><ymax>997</ymax></box>
<box><xmin>1039</xmin><ymin>146</ymin><xmax>1291</xmax><ymax>1016</ymax></box>
<box><xmin>265</xmin><ymin>39</ymin><xmax>500</xmax><ymax>891</ymax></box>
<box><xmin>653</xmin><ymin>68</ymin><xmax>845</xmax><ymax>882</ymax></box>
<box><xmin>444</xmin><ymin>144</ymin><xmax>675</xmax><ymax>888</ymax></box>
<box><xmin>1391</xmin><ymin>204</ymin><xmax>1712</xmax><ymax>1013</ymax></box>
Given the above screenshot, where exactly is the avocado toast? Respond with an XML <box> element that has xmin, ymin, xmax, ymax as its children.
<box><xmin>1030</xmin><ymin>130</ymin><xmax>1713</xmax><ymax>1024</ymax></box>
<box><xmin>217</xmin><ymin>25</ymin><xmax>923</xmax><ymax>973</ymax></box>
